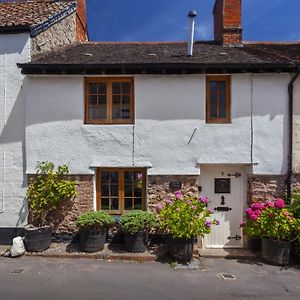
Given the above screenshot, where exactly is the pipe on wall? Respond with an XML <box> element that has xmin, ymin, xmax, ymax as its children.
<box><xmin>287</xmin><ymin>67</ymin><xmax>300</xmax><ymax>202</ymax></box>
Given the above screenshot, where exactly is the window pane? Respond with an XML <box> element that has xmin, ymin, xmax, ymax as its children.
<box><xmin>111</xmin><ymin>198</ymin><xmax>119</xmax><ymax>210</ymax></box>
<box><xmin>125</xmin><ymin>184</ymin><xmax>133</xmax><ymax>197</ymax></box>
<box><xmin>101</xmin><ymin>185</ymin><xmax>109</xmax><ymax>197</ymax></box>
<box><xmin>101</xmin><ymin>198</ymin><xmax>109</xmax><ymax>210</ymax></box>
<box><xmin>122</xmin><ymin>95</ymin><xmax>130</xmax><ymax>105</ymax></box>
<box><xmin>110</xmin><ymin>184</ymin><xmax>118</xmax><ymax>197</ymax></box>
<box><xmin>210</xmin><ymin>105</ymin><xmax>218</xmax><ymax>118</ymax></box>
<box><xmin>134</xmin><ymin>198</ymin><xmax>142</xmax><ymax>210</ymax></box>
<box><xmin>89</xmin><ymin>106</ymin><xmax>97</xmax><ymax>119</ymax></box>
<box><xmin>101</xmin><ymin>172</ymin><xmax>109</xmax><ymax>183</ymax></box>
<box><xmin>125</xmin><ymin>198</ymin><xmax>133</xmax><ymax>210</ymax></box>
<box><xmin>210</xmin><ymin>93</ymin><xmax>218</xmax><ymax>106</ymax></box>
<box><xmin>125</xmin><ymin>172</ymin><xmax>134</xmax><ymax>183</ymax></box>
<box><xmin>112</xmin><ymin>82</ymin><xmax>121</xmax><ymax>94</ymax></box>
<box><xmin>110</xmin><ymin>172</ymin><xmax>118</xmax><ymax>184</ymax></box>
<box><xmin>112</xmin><ymin>95</ymin><xmax>121</xmax><ymax>105</ymax></box>
<box><xmin>218</xmin><ymin>81</ymin><xmax>226</xmax><ymax>93</ymax></box>
<box><xmin>210</xmin><ymin>81</ymin><xmax>218</xmax><ymax>92</ymax></box>
<box><xmin>219</xmin><ymin>104</ymin><xmax>226</xmax><ymax>118</ymax></box>
<box><xmin>88</xmin><ymin>83</ymin><xmax>98</xmax><ymax>94</ymax></box>
<box><xmin>121</xmin><ymin>106</ymin><xmax>130</xmax><ymax>119</ymax></box>
<box><xmin>98</xmin><ymin>83</ymin><xmax>107</xmax><ymax>94</ymax></box>
<box><xmin>112</xmin><ymin>107</ymin><xmax>121</xmax><ymax>119</ymax></box>
<box><xmin>122</xmin><ymin>82</ymin><xmax>131</xmax><ymax>94</ymax></box>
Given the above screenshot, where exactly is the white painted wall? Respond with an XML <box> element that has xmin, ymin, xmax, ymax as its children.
<box><xmin>293</xmin><ymin>77</ymin><xmax>300</xmax><ymax>173</ymax></box>
<box><xmin>0</xmin><ymin>33</ymin><xmax>30</xmax><ymax>227</ymax></box>
<box><xmin>24</xmin><ymin>73</ymin><xmax>290</xmax><ymax>176</ymax></box>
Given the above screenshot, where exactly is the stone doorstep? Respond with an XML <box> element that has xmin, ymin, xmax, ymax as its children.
<box><xmin>198</xmin><ymin>248</ymin><xmax>257</xmax><ymax>259</ymax></box>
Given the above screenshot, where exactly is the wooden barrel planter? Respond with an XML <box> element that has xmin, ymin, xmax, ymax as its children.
<box><xmin>24</xmin><ymin>226</ymin><xmax>52</xmax><ymax>252</ymax></box>
<box><xmin>262</xmin><ymin>238</ymin><xmax>292</xmax><ymax>265</ymax></box>
<box><xmin>168</xmin><ymin>236</ymin><xmax>194</xmax><ymax>263</ymax></box>
<box><xmin>79</xmin><ymin>229</ymin><xmax>107</xmax><ymax>252</ymax></box>
<box><xmin>124</xmin><ymin>231</ymin><xmax>148</xmax><ymax>253</ymax></box>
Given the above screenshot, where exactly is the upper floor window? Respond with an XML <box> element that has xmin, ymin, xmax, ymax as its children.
<box><xmin>206</xmin><ymin>76</ymin><xmax>231</xmax><ymax>123</ymax></box>
<box><xmin>85</xmin><ymin>78</ymin><xmax>134</xmax><ymax>124</ymax></box>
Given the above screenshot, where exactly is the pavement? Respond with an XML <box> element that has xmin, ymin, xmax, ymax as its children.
<box><xmin>0</xmin><ymin>256</ymin><xmax>300</xmax><ymax>300</ymax></box>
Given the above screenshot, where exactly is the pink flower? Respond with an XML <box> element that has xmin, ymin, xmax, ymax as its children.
<box><xmin>204</xmin><ymin>220</ymin><xmax>211</xmax><ymax>228</ymax></box>
<box><xmin>186</xmin><ymin>200</ymin><xmax>192</xmax><ymax>205</ymax></box>
<box><xmin>191</xmin><ymin>205</ymin><xmax>196</xmax><ymax>210</ymax></box>
<box><xmin>265</xmin><ymin>201</ymin><xmax>275</xmax><ymax>208</ymax></box>
<box><xmin>249</xmin><ymin>214</ymin><xmax>258</xmax><ymax>220</ymax></box>
<box><xmin>251</xmin><ymin>202</ymin><xmax>263</xmax><ymax>210</ymax></box>
<box><xmin>175</xmin><ymin>191</ymin><xmax>182</xmax><ymax>199</ymax></box>
<box><xmin>274</xmin><ymin>198</ymin><xmax>285</xmax><ymax>209</ymax></box>
<box><xmin>214</xmin><ymin>219</ymin><xmax>220</xmax><ymax>225</ymax></box>
<box><xmin>240</xmin><ymin>221</ymin><xmax>246</xmax><ymax>228</ymax></box>
<box><xmin>165</xmin><ymin>198</ymin><xmax>172</xmax><ymax>205</ymax></box>
<box><xmin>208</xmin><ymin>208</ymin><xmax>213</xmax><ymax>214</ymax></box>
<box><xmin>254</xmin><ymin>210</ymin><xmax>262</xmax><ymax>216</ymax></box>
<box><xmin>176</xmin><ymin>207</ymin><xmax>180</xmax><ymax>212</ymax></box>
<box><xmin>199</xmin><ymin>196</ymin><xmax>208</xmax><ymax>204</ymax></box>
<box><xmin>245</xmin><ymin>208</ymin><xmax>253</xmax><ymax>216</ymax></box>
<box><xmin>155</xmin><ymin>203</ymin><xmax>163</xmax><ymax>212</ymax></box>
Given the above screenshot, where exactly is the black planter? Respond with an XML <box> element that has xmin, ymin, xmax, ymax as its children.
<box><xmin>262</xmin><ymin>238</ymin><xmax>292</xmax><ymax>265</ymax></box>
<box><xmin>124</xmin><ymin>231</ymin><xmax>148</xmax><ymax>253</ymax></box>
<box><xmin>168</xmin><ymin>236</ymin><xmax>194</xmax><ymax>263</ymax></box>
<box><xmin>248</xmin><ymin>237</ymin><xmax>262</xmax><ymax>252</ymax></box>
<box><xmin>79</xmin><ymin>229</ymin><xmax>107</xmax><ymax>252</ymax></box>
<box><xmin>24</xmin><ymin>226</ymin><xmax>52</xmax><ymax>252</ymax></box>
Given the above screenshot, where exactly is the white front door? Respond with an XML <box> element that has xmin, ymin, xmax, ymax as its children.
<box><xmin>201</xmin><ymin>165</ymin><xmax>245</xmax><ymax>248</ymax></box>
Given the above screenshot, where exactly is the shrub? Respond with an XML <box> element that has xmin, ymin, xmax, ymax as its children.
<box><xmin>119</xmin><ymin>210</ymin><xmax>157</xmax><ymax>235</ymax></box>
<box><xmin>76</xmin><ymin>211</ymin><xmax>114</xmax><ymax>230</ymax></box>
<box><xmin>241</xmin><ymin>199</ymin><xmax>300</xmax><ymax>241</ymax></box>
<box><xmin>158</xmin><ymin>191</ymin><xmax>220</xmax><ymax>239</ymax></box>
<box><xmin>26</xmin><ymin>161</ymin><xmax>78</xmax><ymax>227</ymax></box>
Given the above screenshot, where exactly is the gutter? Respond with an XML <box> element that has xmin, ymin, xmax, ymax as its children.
<box><xmin>17</xmin><ymin>62</ymin><xmax>297</xmax><ymax>75</ymax></box>
<box><xmin>287</xmin><ymin>65</ymin><xmax>300</xmax><ymax>202</ymax></box>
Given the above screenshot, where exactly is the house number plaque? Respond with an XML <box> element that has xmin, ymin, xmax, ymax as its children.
<box><xmin>169</xmin><ymin>181</ymin><xmax>182</xmax><ymax>189</ymax></box>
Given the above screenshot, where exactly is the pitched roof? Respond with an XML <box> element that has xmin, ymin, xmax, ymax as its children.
<box><xmin>0</xmin><ymin>0</ymin><xmax>76</xmax><ymax>36</ymax></box>
<box><xmin>18</xmin><ymin>41</ymin><xmax>300</xmax><ymax>74</ymax></box>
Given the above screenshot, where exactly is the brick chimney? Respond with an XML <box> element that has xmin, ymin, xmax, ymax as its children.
<box><xmin>213</xmin><ymin>0</ymin><xmax>242</xmax><ymax>46</ymax></box>
<box><xmin>76</xmin><ymin>0</ymin><xmax>88</xmax><ymax>41</ymax></box>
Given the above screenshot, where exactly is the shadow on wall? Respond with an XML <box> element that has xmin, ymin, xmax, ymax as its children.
<box><xmin>0</xmin><ymin>80</ymin><xmax>28</xmax><ymax>226</ymax></box>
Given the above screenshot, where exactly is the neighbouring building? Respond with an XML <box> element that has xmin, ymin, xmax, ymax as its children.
<box><xmin>2</xmin><ymin>0</ymin><xmax>300</xmax><ymax>248</ymax></box>
<box><xmin>0</xmin><ymin>0</ymin><xmax>87</xmax><ymax>243</ymax></box>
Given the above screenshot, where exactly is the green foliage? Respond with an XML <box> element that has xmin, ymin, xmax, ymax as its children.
<box><xmin>258</xmin><ymin>207</ymin><xmax>300</xmax><ymax>241</ymax></box>
<box><xmin>26</xmin><ymin>161</ymin><xmax>78</xmax><ymax>226</ymax></box>
<box><xmin>290</xmin><ymin>190</ymin><xmax>300</xmax><ymax>218</ymax></box>
<box><xmin>76</xmin><ymin>211</ymin><xmax>114</xmax><ymax>230</ymax></box>
<box><xmin>243</xmin><ymin>219</ymin><xmax>263</xmax><ymax>238</ymax></box>
<box><xmin>158</xmin><ymin>193</ymin><xmax>219</xmax><ymax>239</ymax></box>
<box><xmin>119</xmin><ymin>210</ymin><xmax>157</xmax><ymax>234</ymax></box>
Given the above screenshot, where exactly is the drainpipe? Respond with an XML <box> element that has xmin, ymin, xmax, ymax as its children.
<box><xmin>287</xmin><ymin>66</ymin><xmax>300</xmax><ymax>202</ymax></box>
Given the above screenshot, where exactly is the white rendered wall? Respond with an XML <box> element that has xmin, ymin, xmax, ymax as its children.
<box><xmin>0</xmin><ymin>33</ymin><xmax>30</xmax><ymax>227</ymax></box>
<box><xmin>293</xmin><ymin>77</ymin><xmax>300</xmax><ymax>173</ymax></box>
<box><xmin>25</xmin><ymin>74</ymin><xmax>289</xmax><ymax>176</ymax></box>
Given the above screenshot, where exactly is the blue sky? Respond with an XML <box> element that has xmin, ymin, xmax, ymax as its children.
<box><xmin>87</xmin><ymin>0</ymin><xmax>300</xmax><ymax>42</ymax></box>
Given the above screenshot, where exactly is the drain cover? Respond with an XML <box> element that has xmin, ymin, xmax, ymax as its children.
<box><xmin>219</xmin><ymin>273</ymin><xmax>236</xmax><ymax>280</ymax></box>
<box><xmin>11</xmin><ymin>268</ymin><xmax>25</xmax><ymax>274</ymax></box>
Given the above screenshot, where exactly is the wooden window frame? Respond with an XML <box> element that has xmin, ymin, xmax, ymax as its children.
<box><xmin>96</xmin><ymin>168</ymin><xmax>146</xmax><ymax>215</ymax></box>
<box><xmin>206</xmin><ymin>75</ymin><xmax>231</xmax><ymax>124</ymax></box>
<box><xmin>84</xmin><ymin>77</ymin><xmax>135</xmax><ymax>125</ymax></box>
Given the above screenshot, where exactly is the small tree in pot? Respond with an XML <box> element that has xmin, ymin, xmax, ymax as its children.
<box><xmin>119</xmin><ymin>210</ymin><xmax>157</xmax><ymax>253</ymax></box>
<box><xmin>76</xmin><ymin>211</ymin><xmax>114</xmax><ymax>252</ymax></box>
<box><xmin>25</xmin><ymin>161</ymin><xmax>77</xmax><ymax>252</ymax></box>
<box><xmin>158</xmin><ymin>191</ymin><xmax>220</xmax><ymax>263</ymax></box>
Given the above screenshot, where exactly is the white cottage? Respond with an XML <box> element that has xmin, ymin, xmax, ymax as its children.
<box><xmin>0</xmin><ymin>0</ymin><xmax>87</xmax><ymax>243</ymax></box>
<box><xmin>3</xmin><ymin>0</ymin><xmax>300</xmax><ymax>248</ymax></box>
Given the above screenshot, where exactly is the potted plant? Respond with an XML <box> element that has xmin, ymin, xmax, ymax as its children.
<box><xmin>76</xmin><ymin>211</ymin><xmax>114</xmax><ymax>252</ymax></box>
<box><xmin>289</xmin><ymin>191</ymin><xmax>300</xmax><ymax>260</ymax></box>
<box><xmin>242</xmin><ymin>198</ymin><xmax>300</xmax><ymax>265</ymax></box>
<box><xmin>240</xmin><ymin>202</ymin><xmax>265</xmax><ymax>252</ymax></box>
<box><xmin>119</xmin><ymin>210</ymin><xmax>157</xmax><ymax>253</ymax></box>
<box><xmin>25</xmin><ymin>161</ymin><xmax>77</xmax><ymax>252</ymax></box>
<box><xmin>158</xmin><ymin>191</ymin><xmax>220</xmax><ymax>262</ymax></box>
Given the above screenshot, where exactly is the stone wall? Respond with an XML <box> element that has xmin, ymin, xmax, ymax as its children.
<box><xmin>28</xmin><ymin>175</ymin><xmax>93</xmax><ymax>233</ymax></box>
<box><xmin>147</xmin><ymin>175</ymin><xmax>199</xmax><ymax>212</ymax></box>
<box><xmin>247</xmin><ymin>175</ymin><xmax>286</xmax><ymax>203</ymax></box>
<box><xmin>31</xmin><ymin>13</ymin><xmax>76</xmax><ymax>57</ymax></box>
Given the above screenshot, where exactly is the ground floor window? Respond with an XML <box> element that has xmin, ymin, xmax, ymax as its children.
<box><xmin>96</xmin><ymin>168</ymin><xmax>146</xmax><ymax>214</ymax></box>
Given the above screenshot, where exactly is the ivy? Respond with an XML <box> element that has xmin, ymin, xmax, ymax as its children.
<box><xmin>26</xmin><ymin>161</ymin><xmax>78</xmax><ymax>227</ymax></box>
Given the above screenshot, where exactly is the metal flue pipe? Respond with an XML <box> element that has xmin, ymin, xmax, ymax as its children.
<box><xmin>187</xmin><ymin>10</ymin><xmax>197</xmax><ymax>56</ymax></box>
